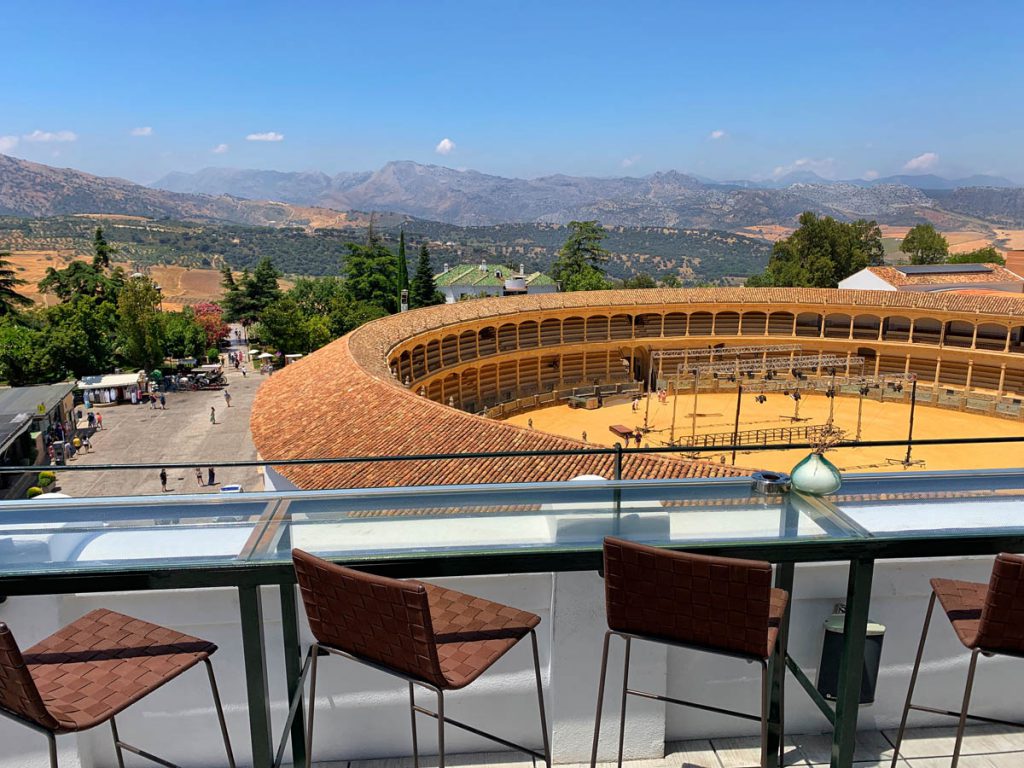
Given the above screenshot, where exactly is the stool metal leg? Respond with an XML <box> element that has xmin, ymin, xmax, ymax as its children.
<box><xmin>759</xmin><ymin>660</ymin><xmax>769</xmax><ymax>768</ymax></box>
<box><xmin>890</xmin><ymin>592</ymin><xmax>936</xmax><ymax>768</ymax></box>
<box><xmin>436</xmin><ymin>690</ymin><xmax>446</xmax><ymax>768</ymax></box>
<box><xmin>110</xmin><ymin>717</ymin><xmax>127</xmax><ymax>768</ymax></box>
<box><xmin>409</xmin><ymin>682</ymin><xmax>420</xmax><ymax>768</ymax></box>
<box><xmin>530</xmin><ymin>630</ymin><xmax>552</xmax><ymax>768</ymax></box>
<box><xmin>951</xmin><ymin>650</ymin><xmax>980</xmax><ymax>768</ymax></box>
<box><xmin>47</xmin><ymin>733</ymin><xmax>58</xmax><ymax>768</ymax></box>
<box><xmin>305</xmin><ymin>644</ymin><xmax>320</xmax><ymax>768</ymax></box>
<box><xmin>616</xmin><ymin>636</ymin><xmax>632</xmax><ymax>768</ymax></box>
<box><xmin>204</xmin><ymin>658</ymin><xmax>236</xmax><ymax>768</ymax></box>
<box><xmin>590</xmin><ymin>630</ymin><xmax>614</xmax><ymax>768</ymax></box>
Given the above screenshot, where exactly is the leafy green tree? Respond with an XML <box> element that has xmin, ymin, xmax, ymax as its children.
<box><xmin>0</xmin><ymin>317</ymin><xmax>51</xmax><ymax>385</ymax></box>
<box><xmin>220</xmin><ymin>266</ymin><xmax>254</xmax><ymax>323</ymax></box>
<box><xmin>38</xmin><ymin>260</ymin><xmax>123</xmax><ymax>302</ymax></box>
<box><xmin>0</xmin><ymin>252</ymin><xmax>32</xmax><ymax>317</ymax></box>
<box><xmin>290</xmin><ymin>276</ymin><xmax>347</xmax><ymax>316</ymax></box>
<box><xmin>342</xmin><ymin>241</ymin><xmax>398</xmax><ymax>313</ymax></box>
<box><xmin>116</xmin><ymin>277</ymin><xmax>164</xmax><ymax>370</ymax></box>
<box><xmin>257</xmin><ymin>296</ymin><xmax>310</xmax><ymax>353</ymax></box>
<box><xmin>161</xmin><ymin>309</ymin><xmax>207</xmax><ymax>359</ymax></box>
<box><xmin>409</xmin><ymin>244</ymin><xmax>444</xmax><ymax>308</ymax></box>
<box><xmin>43</xmin><ymin>298</ymin><xmax>117</xmax><ymax>378</ymax></box>
<box><xmin>551</xmin><ymin>221</ymin><xmax>610</xmax><ymax>290</ymax></box>
<box><xmin>92</xmin><ymin>227</ymin><xmax>117</xmax><ymax>269</ymax></box>
<box><xmin>947</xmin><ymin>246</ymin><xmax>1005</xmax><ymax>265</ymax></box>
<box><xmin>622</xmin><ymin>272</ymin><xmax>657</xmax><ymax>289</ymax></box>
<box><xmin>900</xmin><ymin>224</ymin><xmax>949</xmax><ymax>265</ymax></box>
<box><xmin>329</xmin><ymin>298</ymin><xmax>388</xmax><ymax>336</ymax></box>
<box><xmin>660</xmin><ymin>274</ymin><xmax>682</xmax><ymax>288</ymax></box>
<box><xmin>748</xmin><ymin>213</ymin><xmax>884</xmax><ymax>287</ymax></box>
<box><xmin>397</xmin><ymin>229</ymin><xmax>410</xmax><ymax>307</ymax></box>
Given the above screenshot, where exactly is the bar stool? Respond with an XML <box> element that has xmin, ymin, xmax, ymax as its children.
<box><xmin>890</xmin><ymin>553</ymin><xmax>1024</xmax><ymax>768</ymax></box>
<box><xmin>591</xmin><ymin>537</ymin><xmax>789</xmax><ymax>768</ymax></box>
<box><xmin>292</xmin><ymin>549</ymin><xmax>551</xmax><ymax>768</ymax></box>
<box><xmin>0</xmin><ymin>608</ymin><xmax>235</xmax><ymax>768</ymax></box>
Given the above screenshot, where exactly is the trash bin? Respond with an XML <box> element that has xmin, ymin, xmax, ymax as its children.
<box><xmin>816</xmin><ymin>606</ymin><xmax>885</xmax><ymax>704</ymax></box>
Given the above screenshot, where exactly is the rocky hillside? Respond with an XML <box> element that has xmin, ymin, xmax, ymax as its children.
<box><xmin>154</xmin><ymin>160</ymin><xmax>1023</xmax><ymax>229</ymax></box>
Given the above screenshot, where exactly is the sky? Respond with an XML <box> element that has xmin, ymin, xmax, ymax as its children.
<box><xmin>2</xmin><ymin>0</ymin><xmax>1022</xmax><ymax>184</ymax></box>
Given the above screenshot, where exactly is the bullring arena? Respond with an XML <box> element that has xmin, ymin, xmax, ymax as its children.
<box><xmin>250</xmin><ymin>288</ymin><xmax>1024</xmax><ymax>489</ymax></box>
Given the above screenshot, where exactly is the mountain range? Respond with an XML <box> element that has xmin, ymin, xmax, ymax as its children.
<box><xmin>2</xmin><ymin>153</ymin><xmax>1024</xmax><ymax>231</ymax></box>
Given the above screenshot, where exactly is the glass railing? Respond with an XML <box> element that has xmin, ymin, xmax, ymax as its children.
<box><xmin>3</xmin><ymin>470</ymin><xmax>1024</xmax><ymax>578</ymax></box>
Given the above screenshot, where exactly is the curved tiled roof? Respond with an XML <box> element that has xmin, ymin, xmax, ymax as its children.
<box><xmin>251</xmin><ymin>287</ymin><xmax>1023</xmax><ymax>490</ymax></box>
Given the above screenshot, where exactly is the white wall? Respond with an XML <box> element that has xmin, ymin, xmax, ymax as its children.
<box><xmin>2</xmin><ymin>556</ymin><xmax>1016</xmax><ymax>768</ymax></box>
<box><xmin>838</xmin><ymin>270</ymin><xmax>896</xmax><ymax>291</ymax></box>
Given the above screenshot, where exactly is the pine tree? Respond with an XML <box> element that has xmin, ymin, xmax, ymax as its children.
<box><xmin>0</xmin><ymin>252</ymin><xmax>32</xmax><ymax>316</ymax></box>
<box><xmin>397</xmin><ymin>229</ymin><xmax>409</xmax><ymax>308</ymax></box>
<box><xmin>92</xmin><ymin>227</ymin><xmax>116</xmax><ymax>269</ymax></box>
<box><xmin>409</xmin><ymin>245</ymin><xmax>444</xmax><ymax>308</ymax></box>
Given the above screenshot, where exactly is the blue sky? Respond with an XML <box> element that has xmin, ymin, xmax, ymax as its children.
<box><xmin>2</xmin><ymin>0</ymin><xmax>1021</xmax><ymax>183</ymax></box>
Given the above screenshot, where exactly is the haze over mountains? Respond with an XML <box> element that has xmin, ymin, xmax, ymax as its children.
<box><xmin>2</xmin><ymin>152</ymin><xmax>1023</xmax><ymax>231</ymax></box>
<box><xmin>152</xmin><ymin>161</ymin><xmax>1024</xmax><ymax>228</ymax></box>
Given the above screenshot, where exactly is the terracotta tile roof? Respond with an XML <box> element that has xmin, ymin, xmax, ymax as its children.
<box><xmin>250</xmin><ymin>287</ymin><xmax>1024</xmax><ymax>491</ymax></box>
<box><xmin>867</xmin><ymin>264</ymin><xmax>1024</xmax><ymax>288</ymax></box>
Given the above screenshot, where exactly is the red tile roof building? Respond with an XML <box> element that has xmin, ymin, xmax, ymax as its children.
<box><xmin>251</xmin><ymin>288</ymin><xmax>1024</xmax><ymax>490</ymax></box>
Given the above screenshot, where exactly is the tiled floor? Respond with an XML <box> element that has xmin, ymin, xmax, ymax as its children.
<box><xmin>341</xmin><ymin>725</ymin><xmax>1024</xmax><ymax>768</ymax></box>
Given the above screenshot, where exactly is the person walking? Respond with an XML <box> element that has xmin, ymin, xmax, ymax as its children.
<box><xmin>210</xmin><ymin>406</ymin><xmax>216</xmax><ymax>424</ymax></box>
<box><xmin>207</xmin><ymin>466</ymin><xmax>216</xmax><ymax>486</ymax></box>
<box><xmin>96</xmin><ymin>412</ymin><xmax>103</xmax><ymax>429</ymax></box>
<box><xmin>159</xmin><ymin>469</ymin><xmax>167</xmax><ymax>492</ymax></box>
<box><xmin>224</xmin><ymin>389</ymin><xmax>232</xmax><ymax>407</ymax></box>
<box><xmin>159</xmin><ymin>392</ymin><xmax>166</xmax><ymax>410</ymax></box>
<box><xmin>194</xmin><ymin>467</ymin><xmax>203</xmax><ymax>487</ymax></box>
<box><xmin>240</xmin><ymin>365</ymin><xmax>247</xmax><ymax>378</ymax></box>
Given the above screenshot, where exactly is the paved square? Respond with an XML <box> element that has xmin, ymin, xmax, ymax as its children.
<box><xmin>56</xmin><ymin>367</ymin><xmax>265</xmax><ymax>498</ymax></box>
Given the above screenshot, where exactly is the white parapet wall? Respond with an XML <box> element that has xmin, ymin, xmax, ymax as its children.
<box><xmin>0</xmin><ymin>555</ymin><xmax>1012</xmax><ymax>768</ymax></box>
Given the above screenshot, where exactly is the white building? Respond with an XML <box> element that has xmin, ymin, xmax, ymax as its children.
<box><xmin>839</xmin><ymin>263</ymin><xmax>1024</xmax><ymax>294</ymax></box>
<box><xmin>435</xmin><ymin>262</ymin><xmax>559</xmax><ymax>303</ymax></box>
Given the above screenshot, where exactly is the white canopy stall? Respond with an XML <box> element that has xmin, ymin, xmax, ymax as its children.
<box><xmin>77</xmin><ymin>372</ymin><xmax>146</xmax><ymax>405</ymax></box>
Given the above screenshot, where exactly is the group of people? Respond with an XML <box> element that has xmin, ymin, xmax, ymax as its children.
<box><xmin>43</xmin><ymin>410</ymin><xmax>103</xmax><ymax>464</ymax></box>
<box><xmin>226</xmin><ymin>351</ymin><xmax>247</xmax><ymax>377</ymax></box>
<box><xmin>158</xmin><ymin>466</ymin><xmax>218</xmax><ymax>492</ymax></box>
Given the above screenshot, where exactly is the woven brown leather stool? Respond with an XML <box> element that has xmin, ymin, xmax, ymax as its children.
<box><xmin>292</xmin><ymin>549</ymin><xmax>551</xmax><ymax>768</ymax></box>
<box><xmin>890</xmin><ymin>553</ymin><xmax>1024</xmax><ymax>768</ymax></box>
<box><xmin>0</xmin><ymin>608</ymin><xmax>234</xmax><ymax>768</ymax></box>
<box><xmin>591</xmin><ymin>537</ymin><xmax>788</xmax><ymax>768</ymax></box>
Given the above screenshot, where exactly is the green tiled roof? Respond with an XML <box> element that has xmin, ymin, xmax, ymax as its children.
<box><xmin>435</xmin><ymin>263</ymin><xmax>557</xmax><ymax>288</ymax></box>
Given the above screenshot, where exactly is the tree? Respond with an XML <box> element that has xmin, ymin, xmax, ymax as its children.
<box><xmin>947</xmin><ymin>246</ymin><xmax>1004</xmax><ymax>265</ymax></box>
<box><xmin>243</xmin><ymin>257</ymin><xmax>283</xmax><ymax>314</ymax></box>
<box><xmin>397</xmin><ymin>229</ymin><xmax>409</xmax><ymax>308</ymax></box>
<box><xmin>38</xmin><ymin>260</ymin><xmax>123</xmax><ymax>302</ymax></box>
<box><xmin>219</xmin><ymin>265</ymin><xmax>251</xmax><ymax>324</ymax></box>
<box><xmin>409</xmin><ymin>245</ymin><xmax>444</xmax><ymax>308</ymax></box>
<box><xmin>550</xmin><ymin>221</ymin><xmax>610</xmax><ymax>290</ymax></box>
<box><xmin>252</xmin><ymin>296</ymin><xmax>310</xmax><ymax>353</ymax></box>
<box><xmin>342</xmin><ymin>241</ymin><xmax>398</xmax><ymax>313</ymax></box>
<box><xmin>0</xmin><ymin>316</ymin><xmax>51</xmax><ymax>385</ymax></box>
<box><xmin>900</xmin><ymin>224</ymin><xmax>949</xmax><ymax>265</ymax></box>
<box><xmin>192</xmin><ymin>302</ymin><xmax>231</xmax><ymax>348</ymax></box>
<box><xmin>290</xmin><ymin>276</ymin><xmax>347</xmax><ymax>316</ymax></box>
<box><xmin>117</xmin><ymin>277</ymin><xmax>164</xmax><ymax>370</ymax></box>
<box><xmin>161</xmin><ymin>309</ymin><xmax>207</xmax><ymax>359</ymax></box>
<box><xmin>0</xmin><ymin>252</ymin><xmax>32</xmax><ymax>317</ymax></box>
<box><xmin>622</xmin><ymin>272</ymin><xmax>657</xmax><ymax>289</ymax></box>
<box><xmin>92</xmin><ymin>227</ymin><xmax>117</xmax><ymax>269</ymax></box>
<box><xmin>747</xmin><ymin>213</ymin><xmax>884</xmax><ymax>288</ymax></box>
<box><xmin>43</xmin><ymin>298</ymin><xmax>117</xmax><ymax>378</ymax></box>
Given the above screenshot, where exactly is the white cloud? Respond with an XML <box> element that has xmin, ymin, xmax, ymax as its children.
<box><xmin>621</xmin><ymin>154</ymin><xmax>641</xmax><ymax>168</ymax></box>
<box><xmin>212</xmin><ymin>143</ymin><xmax>230</xmax><ymax>154</ymax></box>
<box><xmin>863</xmin><ymin>169</ymin><xmax>880</xmax><ymax>180</ymax></box>
<box><xmin>130</xmin><ymin>126</ymin><xmax>153</xmax><ymax>137</ymax></box>
<box><xmin>23</xmin><ymin>129</ymin><xmax>77</xmax><ymax>143</ymax></box>
<box><xmin>903</xmin><ymin>152</ymin><xmax>938</xmax><ymax>172</ymax></box>
<box><xmin>0</xmin><ymin>136</ymin><xmax>18</xmax><ymax>153</ymax></box>
<box><xmin>246</xmin><ymin>131</ymin><xmax>284</xmax><ymax>142</ymax></box>
<box><xmin>709</xmin><ymin>129</ymin><xmax>727</xmax><ymax>140</ymax></box>
<box><xmin>435</xmin><ymin>137</ymin><xmax>456</xmax><ymax>155</ymax></box>
<box><xmin>771</xmin><ymin>157</ymin><xmax>836</xmax><ymax>179</ymax></box>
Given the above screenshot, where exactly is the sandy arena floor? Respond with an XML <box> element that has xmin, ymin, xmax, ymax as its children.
<box><xmin>504</xmin><ymin>392</ymin><xmax>1024</xmax><ymax>474</ymax></box>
